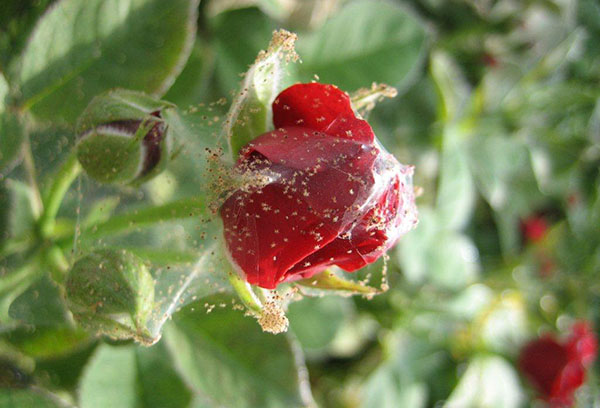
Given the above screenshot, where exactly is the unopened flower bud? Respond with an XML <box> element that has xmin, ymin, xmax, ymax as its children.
<box><xmin>65</xmin><ymin>249</ymin><xmax>156</xmax><ymax>344</ymax></box>
<box><xmin>76</xmin><ymin>89</ymin><xmax>174</xmax><ymax>185</ymax></box>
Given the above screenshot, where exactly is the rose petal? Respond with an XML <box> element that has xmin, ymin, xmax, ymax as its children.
<box><xmin>240</xmin><ymin>127</ymin><xmax>375</xmax><ymax>171</ymax></box>
<box><xmin>221</xmin><ymin>182</ymin><xmax>341</xmax><ymax>288</ymax></box>
<box><xmin>221</xmin><ymin>83</ymin><xmax>418</xmax><ymax>289</ymax></box>
<box><xmin>222</xmin><ymin>132</ymin><xmax>379</xmax><ymax>288</ymax></box>
<box><xmin>567</xmin><ymin>322</ymin><xmax>598</xmax><ymax>367</ymax></box>
<box><xmin>550</xmin><ymin>362</ymin><xmax>584</xmax><ymax>407</ymax></box>
<box><xmin>272</xmin><ymin>83</ymin><xmax>374</xmax><ymax>143</ymax></box>
<box><xmin>519</xmin><ymin>336</ymin><xmax>569</xmax><ymax>397</ymax></box>
<box><xmin>288</xmin><ymin>169</ymin><xmax>405</xmax><ymax>278</ymax></box>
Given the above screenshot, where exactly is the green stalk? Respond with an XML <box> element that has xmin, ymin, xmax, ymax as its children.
<box><xmin>39</xmin><ymin>152</ymin><xmax>81</xmax><ymax>238</ymax></box>
<box><xmin>79</xmin><ymin>196</ymin><xmax>207</xmax><ymax>239</ymax></box>
<box><xmin>228</xmin><ymin>273</ymin><xmax>263</xmax><ymax>315</ymax></box>
<box><xmin>21</xmin><ymin>136</ymin><xmax>44</xmax><ymax>216</ymax></box>
<box><xmin>45</xmin><ymin>245</ymin><xmax>70</xmax><ymax>284</ymax></box>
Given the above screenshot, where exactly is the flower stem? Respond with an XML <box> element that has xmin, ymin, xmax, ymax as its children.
<box><xmin>21</xmin><ymin>136</ymin><xmax>44</xmax><ymax>216</ymax></box>
<box><xmin>44</xmin><ymin>245</ymin><xmax>70</xmax><ymax>284</ymax></box>
<box><xmin>77</xmin><ymin>196</ymin><xmax>207</xmax><ymax>240</ymax></box>
<box><xmin>228</xmin><ymin>273</ymin><xmax>263</xmax><ymax>315</ymax></box>
<box><xmin>39</xmin><ymin>152</ymin><xmax>81</xmax><ymax>238</ymax></box>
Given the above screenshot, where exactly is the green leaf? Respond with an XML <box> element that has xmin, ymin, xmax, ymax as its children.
<box><xmin>0</xmin><ymin>257</ymin><xmax>45</xmax><ymax>327</ymax></box>
<box><xmin>0</xmin><ymin>0</ymin><xmax>55</xmax><ymax>70</ymax></box>
<box><xmin>164</xmin><ymin>297</ymin><xmax>307</xmax><ymax>408</ymax></box>
<box><xmin>136</xmin><ymin>342</ymin><xmax>193</xmax><ymax>408</ymax></box>
<box><xmin>79</xmin><ymin>344</ymin><xmax>138</xmax><ymax>408</ymax></box>
<box><xmin>162</xmin><ymin>106</ymin><xmax>223</xmax><ymax>161</ymax></box>
<box><xmin>81</xmin><ymin>196</ymin><xmax>121</xmax><ymax>228</ymax></box>
<box><xmin>5</xmin><ymin>326</ymin><xmax>90</xmax><ymax>359</ymax></box>
<box><xmin>287</xmin><ymin>295</ymin><xmax>352</xmax><ymax>351</ymax></box>
<box><xmin>17</xmin><ymin>0</ymin><xmax>199</xmax><ymax>124</ymax></box>
<box><xmin>397</xmin><ymin>208</ymin><xmax>479</xmax><ymax>290</ymax></box>
<box><xmin>466</xmin><ymin>133</ymin><xmax>541</xmax><ymax>255</ymax></box>
<box><xmin>0</xmin><ymin>73</ymin><xmax>24</xmax><ymax>173</ymax></box>
<box><xmin>430</xmin><ymin>51</ymin><xmax>470</xmax><ymax>122</ymax></box>
<box><xmin>362</xmin><ymin>365</ymin><xmax>427</xmax><ymax>408</ymax></box>
<box><xmin>477</xmin><ymin>292</ymin><xmax>528</xmax><ymax>355</ymax></box>
<box><xmin>207</xmin><ymin>0</ymin><xmax>292</xmax><ymax>21</ymax></box>
<box><xmin>78</xmin><ymin>342</ymin><xmax>191</xmax><ymax>408</ymax></box>
<box><xmin>297</xmin><ymin>0</ymin><xmax>427</xmax><ymax>91</ymax></box>
<box><xmin>431</xmin><ymin>52</ymin><xmax>476</xmax><ymax>231</ymax></box>
<box><xmin>445</xmin><ymin>355</ymin><xmax>523</xmax><ymax>408</ymax></box>
<box><xmin>0</xmin><ymin>178</ymin><xmax>40</xmax><ymax>247</ymax></box>
<box><xmin>211</xmin><ymin>7</ymin><xmax>276</xmax><ymax>95</ymax></box>
<box><xmin>164</xmin><ymin>41</ymin><xmax>212</xmax><ymax>109</ymax></box>
<box><xmin>435</xmin><ymin>126</ymin><xmax>476</xmax><ymax>231</ymax></box>
<box><xmin>467</xmin><ymin>135</ymin><xmax>539</xmax><ymax>214</ymax></box>
<box><xmin>9</xmin><ymin>275</ymin><xmax>69</xmax><ymax>327</ymax></box>
<box><xmin>0</xmin><ymin>389</ymin><xmax>65</xmax><ymax>408</ymax></box>
<box><xmin>361</xmin><ymin>332</ymin><xmax>449</xmax><ymax>408</ymax></box>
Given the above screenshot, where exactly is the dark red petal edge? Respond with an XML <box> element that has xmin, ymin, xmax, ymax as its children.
<box><xmin>272</xmin><ymin>83</ymin><xmax>374</xmax><ymax>143</ymax></box>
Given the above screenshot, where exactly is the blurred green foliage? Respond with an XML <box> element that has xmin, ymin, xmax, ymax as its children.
<box><xmin>1</xmin><ymin>0</ymin><xmax>599</xmax><ymax>407</ymax></box>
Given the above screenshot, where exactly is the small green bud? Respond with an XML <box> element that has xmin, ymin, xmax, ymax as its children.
<box><xmin>65</xmin><ymin>249</ymin><xmax>156</xmax><ymax>344</ymax></box>
<box><xmin>76</xmin><ymin>89</ymin><xmax>174</xmax><ymax>185</ymax></box>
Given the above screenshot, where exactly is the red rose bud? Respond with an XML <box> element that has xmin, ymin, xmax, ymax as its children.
<box><xmin>76</xmin><ymin>89</ymin><xmax>174</xmax><ymax>185</ymax></box>
<box><xmin>220</xmin><ymin>83</ymin><xmax>418</xmax><ymax>289</ymax></box>
<box><xmin>519</xmin><ymin>322</ymin><xmax>598</xmax><ymax>406</ymax></box>
<box><xmin>520</xmin><ymin>215</ymin><xmax>549</xmax><ymax>244</ymax></box>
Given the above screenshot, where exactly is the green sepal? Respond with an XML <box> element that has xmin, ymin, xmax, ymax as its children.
<box><xmin>224</xmin><ymin>30</ymin><xmax>298</xmax><ymax>158</ymax></box>
<box><xmin>76</xmin><ymin>89</ymin><xmax>174</xmax><ymax>185</ymax></box>
<box><xmin>76</xmin><ymin>128</ymin><xmax>146</xmax><ymax>184</ymax></box>
<box><xmin>296</xmin><ymin>270</ymin><xmax>379</xmax><ymax>296</ymax></box>
<box><xmin>76</xmin><ymin>89</ymin><xmax>174</xmax><ymax>135</ymax></box>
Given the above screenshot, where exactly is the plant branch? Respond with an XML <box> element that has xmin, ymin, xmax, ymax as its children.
<box><xmin>39</xmin><ymin>152</ymin><xmax>81</xmax><ymax>238</ymax></box>
<box><xmin>228</xmin><ymin>273</ymin><xmax>263</xmax><ymax>315</ymax></box>
<box><xmin>21</xmin><ymin>136</ymin><xmax>43</xmax><ymax>216</ymax></box>
<box><xmin>56</xmin><ymin>196</ymin><xmax>208</xmax><ymax>244</ymax></box>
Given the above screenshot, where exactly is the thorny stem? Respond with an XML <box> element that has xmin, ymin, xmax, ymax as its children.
<box><xmin>39</xmin><ymin>152</ymin><xmax>81</xmax><ymax>238</ymax></box>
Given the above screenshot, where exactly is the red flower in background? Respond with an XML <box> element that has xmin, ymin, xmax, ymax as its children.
<box><xmin>519</xmin><ymin>322</ymin><xmax>598</xmax><ymax>407</ymax></box>
<box><xmin>520</xmin><ymin>215</ymin><xmax>549</xmax><ymax>244</ymax></box>
<box><xmin>220</xmin><ymin>83</ymin><xmax>418</xmax><ymax>289</ymax></box>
